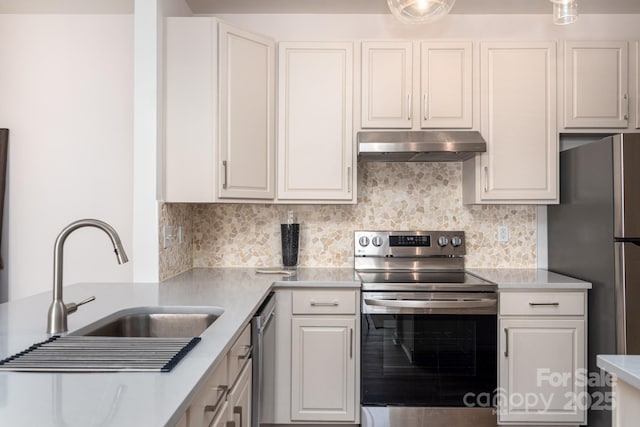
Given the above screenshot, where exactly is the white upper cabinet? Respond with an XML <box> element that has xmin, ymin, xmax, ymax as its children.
<box><xmin>564</xmin><ymin>40</ymin><xmax>629</xmax><ymax>129</ymax></box>
<box><xmin>464</xmin><ymin>41</ymin><xmax>557</xmax><ymax>204</ymax></box>
<box><xmin>218</xmin><ymin>23</ymin><xmax>275</xmax><ymax>200</ymax></box>
<box><xmin>165</xmin><ymin>17</ymin><xmax>217</xmax><ymax>203</ymax></box>
<box><xmin>164</xmin><ymin>18</ymin><xmax>275</xmax><ymax>203</ymax></box>
<box><xmin>420</xmin><ymin>42</ymin><xmax>473</xmax><ymax>128</ymax></box>
<box><xmin>361</xmin><ymin>41</ymin><xmax>473</xmax><ymax>130</ymax></box>
<box><xmin>361</xmin><ymin>41</ymin><xmax>413</xmax><ymax>128</ymax></box>
<box><xmin>277</xmin><ymin>42</ymin><xmax>355</xmax><ymax>202</ymax></box>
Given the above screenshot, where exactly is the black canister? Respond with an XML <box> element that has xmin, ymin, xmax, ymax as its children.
<box><xmin>281</xmin><ymin>211</ymin><xmax>299</xmax><ymax>267</ymax></box>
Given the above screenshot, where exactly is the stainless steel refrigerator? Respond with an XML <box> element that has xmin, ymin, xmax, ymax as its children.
<box><xmin>548</xmin><ymin>133</ymin><xmax>640</xmax><ymax>427</ymax></box>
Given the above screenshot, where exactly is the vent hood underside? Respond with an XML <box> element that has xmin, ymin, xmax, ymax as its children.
<box><xmin>357</xmin><ymin>131</ymin><xmax>487</xmax><ymax>162</ymax></box>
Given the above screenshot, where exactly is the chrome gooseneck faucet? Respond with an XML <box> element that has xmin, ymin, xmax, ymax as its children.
<box><xmin>47</xmin><ymin>219</ymin><xmax>129</xmax><ymax>335</ymax></box>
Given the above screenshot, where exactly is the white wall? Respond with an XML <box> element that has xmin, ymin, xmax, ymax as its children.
<box><xmin>212</xmin><ymin>13</ymin><xmax>640</xmax><ymax>40</ymax></box>
<box><xmin>0</xmin><ymin>14</ymin><xmax>134</xmax><ymax>300</ymax></box>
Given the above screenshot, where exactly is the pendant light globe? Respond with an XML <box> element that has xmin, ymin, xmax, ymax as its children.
<box><xmin>387</xmin><ymin>0</ymin><xmax>457</xmax><ymax>24</ymax></box>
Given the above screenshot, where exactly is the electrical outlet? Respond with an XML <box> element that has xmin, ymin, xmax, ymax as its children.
<box><xmin>497</xmin><ymin>226</ymin><xmax>509</xmax><ymax>243</ymax></box>
<box><xmin>178</xmin><ymin>226</ymin><xmax>185</xmax><ymax>244</ymax></box>
<box><xmin>163</xmin><ymin>225</ymin><xmax>176</xmax><ymax>249</ymax></box>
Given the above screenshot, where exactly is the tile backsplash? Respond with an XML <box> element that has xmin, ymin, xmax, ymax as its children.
<box><xmin>159</xmin><ymin>162</ymin><xmax>537</xmax><ymax>280</ymax></box>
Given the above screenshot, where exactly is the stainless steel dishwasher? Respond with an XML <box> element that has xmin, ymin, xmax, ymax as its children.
<box><xmin>251</xmin><ymin>292</ymin><xmax>276</xmax><ymax>427</ymax></box>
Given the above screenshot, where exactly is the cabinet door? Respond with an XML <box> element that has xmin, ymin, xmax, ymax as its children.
<box><xmin>564</xmin><ymin>41</ymin><xmax>629</xmax><ymax>128</ymax></box>
<box><xmin>499</xmin><ymin>318</ymin><xmax>586</xmax><ymax>424</ymax></box>
<box><xmin>420</xmin><ymin>42</ymin><xmax>473</xmax><ymax>128</ymax></box>
<box><xmin>228</xmin><ymin>361</ymin><xmax>252</xmax><ymax>427</ymax></box>
<box><xmin>475</xmin><ymin>42</ymin><xmax>557</xmax><ymax>203</ymax></box>
<box><xmin>277</xmin><ymin>42</ymin><xmax>354</xmax><ymax>201</ymax></box>
<box><xmin>218</xmin><ymin>23</ymin><xmax>275</xmax><ymax>200</ymax></box>
<box><xmin>188</xmin><ymin>354</ymin><xmax>229</xmax><ymax>427</ymax></box>
<box><xmin>165</xmin><ymin>17</ymin><xmax>218</xmax><ymax>202</ymax></box>
<box><xmin>290</xmin><ymin>317</ymin><xmax>356</xmax><ymax>422</ymax></box>
<box><xmin>361</xmin><ymin>41</ymin><xmax>413</xmax><ymax>128</ymax></box>
<box><xmin>208</xmin><ymin>401</ymin><xmax>230</xmax><ymax>427</ymax></box>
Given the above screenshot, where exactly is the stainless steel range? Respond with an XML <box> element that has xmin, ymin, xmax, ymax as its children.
<box><xmin>355</xmin><ymin>231</ymin><xmax>497</xmax><ymax>427</ymax></box>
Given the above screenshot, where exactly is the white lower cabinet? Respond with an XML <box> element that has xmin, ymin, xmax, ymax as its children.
<box><xmin>209</xmin><ymin>401</ymin><xmax>230</xmax><ymax>427</ymax></box>
<box><xmin>273</xmin><ymin>288</ymin><xmax>360</xmax><ymax>424</ymax></box>
<box><xmin>228</xmin><ymin>361</ymin><xmax>252</xmax><ymax>427</ymax></box>
<box><xmin>498</xmin><ymin>291</ymin><xmax>587</xmax><ymax>425</ymax></box>
<box><xmin>188</xmin><ymin>324</ymin><xmax>252</xmax><ymax>427</ymax></box>
<box><xmin>291</xmin><ymin>317</ymin><xmax>356</xmax><ymax>422</ymax></box>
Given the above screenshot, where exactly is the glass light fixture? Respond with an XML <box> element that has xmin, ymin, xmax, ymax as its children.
<box><xmin>387</xmin><ymin>0</ymin><xmax>457</xmax><ymax>24</ymax></box>
<box><xmin>550</xmin><ymin>0</ymin><xmax>578</xmax><ymax>25</ymax></box>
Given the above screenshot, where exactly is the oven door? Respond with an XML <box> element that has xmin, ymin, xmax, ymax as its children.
<box><xmin>361</xmin><ymin>292</ymin><xmax>497</xmax><ymax>408</ymax></box>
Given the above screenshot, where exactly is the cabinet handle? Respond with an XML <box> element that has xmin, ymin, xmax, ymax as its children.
<box><xmin>222</xmin><ymin>160</ymin><xmax>228</xmax><ymax>189</ymax></box>
<box><xmin>350</xmin><ymin>327</ymin><xmax>353</xmax><ymax>359</ymax></box>
<box><xmin>529</xmin><ymin>302</ymin><xmax>560</xmax><ymax>307</ymax></box>
<box><xmin>310</xmin><ymin>301</ymin><xmax>339</xmax><ymax>307</ymax></box>
<box><xmin>347</xmin><ymin>166</ymin><xmax>352</xmax><ymax>193</ymax></box>
<box><xmin>504</xmin><ymin>328</ymin><xmax>508</xmax><ymax>358</ymax></box>
<box><xmin>423</xmin><ymin>93</ymin><xmax>428</xmax><ymax>120</ymax></box>
<box><xmin>233</xmin><ymin>406</ymin><xmax>243</xmax><ymax>427</ymax></box>
<box><xmin>483</xmin><ymin>166</ymin><xmax>489</xmax><ymax>193</ymax></box>
<box><xmin>623</xmin><ymin>93</ymin><xmax>629</xmax><ymax>121</ymax></box>
<box><xmin>237</xmin><ymin>345</ymin><xmax>252</xmax><ymax>360</ymax></box>
<box><xmin>407</xmin><ymin>93</ymin><xmax>412</xmax><ymax>121</ymax></box>
<box><xmin>204</xmin><ymin>385</ymin><xmax>228</xmax><ymax>416</ymax></box>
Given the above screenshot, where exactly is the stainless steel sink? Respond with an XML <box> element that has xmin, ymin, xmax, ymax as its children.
<box><xmin>71</xmin><ymin>306</ymin><xmax>224</xmax><ymax>338</ymax></box>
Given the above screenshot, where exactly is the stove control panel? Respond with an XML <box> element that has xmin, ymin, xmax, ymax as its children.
<box><xmin>354</xmin><ymin>231</ymin><xmax>465</xmax><ymax>257</ymax></box>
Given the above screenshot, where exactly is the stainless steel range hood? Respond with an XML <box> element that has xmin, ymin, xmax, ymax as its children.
<box><xmin>357</xmin><ymin>131</ymin><xmax>487</xmax><ymax>162</ymax></box>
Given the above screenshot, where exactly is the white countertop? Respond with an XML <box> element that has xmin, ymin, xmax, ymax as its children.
<box><xmin>0</xmin><ymin>266</ymin><xmax>585</xmax><ymax>426</ymax></box>
<box><xmin>0</xmin><ymin>267</ymin><xmax>358</xmax><ymax>427</ymax></box>
<box><xmin>468</xmin><ymin>268</ymin><xmax>592</xmax><ymax>289</ymax></box>
<box><xmin>597</xmin><ymin>355</ymin><xmax>640</xmax><ymax>390</ymax></box>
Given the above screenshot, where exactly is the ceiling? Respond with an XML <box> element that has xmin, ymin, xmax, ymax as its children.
<box><xmin>187</xmin><ymin>0</ymin><xmax>640</xmax><ymax>15</ymax></box>
<box><xmin>2</xmin><ymin>0</ymin><xmax>639</xmax><ymax>15</ymax></box>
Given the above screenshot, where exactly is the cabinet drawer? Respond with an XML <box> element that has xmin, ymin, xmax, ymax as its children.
<box><xmin>500</xmin><ymin>292</ymin><xmax>585</xmax><ymax>316</ymax></box>
<box><xmin>228</xmin><ymin>323</ymin><xmax>252</xmax><ymax>384</ymax></box>
<box><xmin>193</xmin><ymin>353</ymin><xmax>229</xmax><ymax>427</ymax></box>
<box><xmin>292</xmin><ymin>290</ymin><xmax>357</xmax><ymax>315</ymax></box>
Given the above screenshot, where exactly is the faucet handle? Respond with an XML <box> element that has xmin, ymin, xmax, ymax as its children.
<box><xmin>65</xmin><ymin>296</ymin><xmax>96</xmax><ymax>314</ymax></box>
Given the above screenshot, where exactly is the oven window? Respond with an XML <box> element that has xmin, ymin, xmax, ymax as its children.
<box><xmin>361</xmin><ymin>313</ymin><xmax>496</xmax><ymax>407</ymax></box>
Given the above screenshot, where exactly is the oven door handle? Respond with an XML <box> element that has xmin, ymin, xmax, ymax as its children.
<box><xmin>363</xmin><ymin>298</ymin><xmax>496</xmax><ymax>309</ymax></box>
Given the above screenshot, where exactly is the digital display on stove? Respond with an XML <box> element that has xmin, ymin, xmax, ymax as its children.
<box><xmin>389</xmin><ymin>235</ymin><xmax>431</xmax><ymax>247</ymax></box>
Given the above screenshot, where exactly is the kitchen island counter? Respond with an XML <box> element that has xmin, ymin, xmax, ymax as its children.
<box><xmin>597</xmin><ymin>355</ymin><xmax>640</xmax><ymax>427</ymax></box>
<box><xmin>0</xmin><ymin>267</ymin><xmax>358</xmax><ymax>427</ymax></box>
<box><xmin>597</xmin><ymin>355</ymin><xmax>640</xmax><ymax>391</ymax></box>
